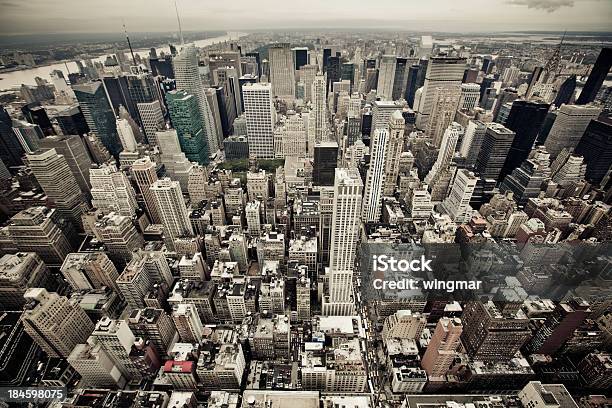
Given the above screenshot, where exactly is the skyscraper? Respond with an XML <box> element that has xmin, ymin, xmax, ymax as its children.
<box><xmin>574</xmin><ymin>116</ymin><xmax>612</xmax><ymax>185</ymax></box>
<box><xmin>243</xmin><ymin>83</ymin><xmax>275</xmax><ymax>159</ymax></box>
<box><xmin>383</xmin><ymin>110</ymin><xmax>406</xmax><ymax>195</ymax></box>
<box><xmin>416</xmin><ymin>56</ymin><xmax>466</xmax><ymax>129</ymax></box>
<box><xmin>116</xmin><ymin>117</ymin><xmax>138</xmax><ymax>152</ymax></box>
<box><xmin>311</xmin><ymin>74</ymin><xmax>328</xmax><ymax>143</ymax></box>
<box><xmin>268</xmin><ymin>43</ymin><xmax>295</xmax><ymax>100</ymax></box>
<box><xmin>90</xmin><ymin>163</ymin><xmax>139</xmax><ymax>217</ymax></box>
<box><xmin>150</xmin><ymin>178</ymin><xmax>194</xmax><ymax>240</ymax></box>
<box><xmin>39</xmin><ymin>134</ymin><xmax>92</xmax><ymax>195</ymax></box>
<box><xmin>576</xmin><ymin>48</ymin><xmax>612</xmax><ymax>105</ymax></box>
<box><xmin>313</xmin><ymin>141</ymin><xmax>338</xmax><ymax>186</ymax></box>
<box><xmin>166</xmin><ymin>90</ymin><xmax>209</xmax><ymax>164</ymax></box>
<box><xmin>501</xmin><ymin>100</ymin><xmax>550</xmax><ymax>179</ymax></box>
<box><xmin>377</xmin><ymin>55</ymin><xmax>397</xmax><ymax>100</ymax></box>
<box><xmin>553</xmin><ymin>75</ymin><xmax>577</xmax><ymax>107</ymax></box>
<box><xmin>500</xmin><ymin>146</ymin><xmax>552</xmax><ymax>207</ymax></box>
<box><xmin>89</xmin><ymin>317</ymin><xmax>142</xmax><ymax>381</ymax></box>
<box><xmin>362</xmin><ymin>128</ymin><xmax>389</xmax><ymax>222</ymax></box>
<box><xmin>544</xmin><ymin>104</ymin><xmax>602</xmax><ymax>159</ymax></box>
<box><xmin>475</xmin><ymin>123</ymin><xmax>516</xmax><ymax>181</ymax></box>
<box><xmin>132</xmin><ymin>156</ymin><xmax>162</xmax><ymax>224</ymax></box>
<box><xmin>22</xmin><ymin>288</ymin><xmax>94</xmax><ymax>358</ymax></box>
<box><xmin>323</xmin><ymin>168</ymin><xmax>363</xmax><ymax>316</ymax></box>
<box><xmin>173</xmin><ymin>45</ymin><xmax>219</xmax><ymax>153</ymax></box>
<box><xmin>461</xmin><ymin>301</ymin><xmax>530</xmax><ymax>362</ymax></box>
<box><xmin>293</xmin><ymin>47</ymin><xmax>308</xmax><ymax>70</ymax></box>
<box><xmin>25</xmin><ymin>148</ymin><xmax>90</xmax><ymax>229</ymax></box>
<box><xmin>60</xmin><ymin>252</ymin><xmax>120</xmax><ymax>292</ymax></box>
<box><xmin>441</xmin><ymin>169</ymin><xmax>478</xmax><ymax>223</ymax></box>
<box><xmin>421</xmin><ymin>317</ymin><xmax>463</xmax><ymax>379</ymax></box>
<box><xmin>73</xmin><ymin>81</ymin><xmax>122</xmax><ymax>157</ymax></box>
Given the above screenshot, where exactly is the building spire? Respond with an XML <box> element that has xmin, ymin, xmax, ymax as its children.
<box><xmin>123</xmin><ymin>20</ymin><xmax>136</xmax><ymax>66</ymax></box>
<box><xmin>174</xmin><ymin>0</ymin><xmax>185</xmax><ymax>46</ymax></box>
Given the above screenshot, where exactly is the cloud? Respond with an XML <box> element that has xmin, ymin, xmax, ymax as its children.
<box><xmin>506</xmin><ymin>0</ymin><xmax>575</xmax><ymax>12</ymax></box>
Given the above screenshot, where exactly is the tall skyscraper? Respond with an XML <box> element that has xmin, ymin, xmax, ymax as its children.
<box><xmin>441</xmin><ymin>169</ymin><xmax>478</xmax><ymax>223</ymax></box>
<box><xmin>553</xmin><ymin>75</ymin><xmax>577</xmax><ymax>107</ymax></box>
<box><xmin>293</xmin><ymin>47</ymin><xmax>308</xmax><ymax>70</ymax></box>
<box><xmin>60</xmin><ymin>252</ymin><xmax>120</xmax><ymax>292</ymax></box>
<box><xmin>475</xmin><ymin>123</ymin><xmax>516</xmax><ymax>181</ymax></box>
<box><xmin>166</xmin><ymin>90</ymin><xmax>209</xmax><ymax>164</ymax></box>
<box><xmin>426</xmin><ymin>85</ymin><xmax>462</xmax><ymax>147</ymax></box>
<box><xmin>39</xmin><ymin>134</ymin><xmax>92</xmax><ymax>195</ymax></box>
<box><xmin>377</xmin><ymin>55</ymin><xmax>397</xmax><ymax>100</ymax></box>
<box><xmin>90</xmin><ymin>163</ymin><xmax>139</xmax><ymax>217</ymax></box>
<box><xmin>132</xmin><ymin>156</ymin><xmax>162</xmax><ymax>224</ymax></box>
<box><xmin>416</xmin><ymin>56</ymin><xmax>466</xmax><ymax>129</ymax></box>
<box><xmin>311</xmin><ymin>74</ymin><xmax>328</xmax><ymax>142</ymax></box>
<box><xmin>383</xmin><ymin>110</ymin><xmax>406</xmax><ymax>195</ymax></box>
<box><xmin>72</xmin><ymin>81</ymin><xmax>122</xmax><ymax>157</ymax></box>
<box><xmin>459</xmin><ymin>83</ymin><xmax>481</xmax><ymax>111</ymax></box>
<box><xmin>116</xmin><ymin>117</ymin><xmax>138</xmax><ymax>152</ymax></box>
<box><xmin>421</xmin><ymin>317</ymin><xmax>463</xmax><ymax>379</ymax></box>
<box><xmin>172</xmin><ymin>303</ymin><xmax>204</xmax><ymax>343</ymax></box>
<box><xmin>0</xmin><ymin>105</ymin><xmax>25</xmax><ymax>169</ymax></box>
<box><xmin>89</xmin><ymin>317</ymin><xmax>142</xmax><ymax>381</ymax></box>
<box><xmin>25</xmin><ymin>148</ymin><xmax>90</xmax><ymax>229</ymax></box>
<box><xmin>323</xmin><ymin>168</ymin><xmax>363</xmax><ymax>316</ymax></box>
<box><xmin>150</xmin><ymin>178</ymin><xmax>194</xmax><ymax>240</ymax></box>
<box><xmin>313</xmin><ymin>141</ymin><xmax>338</xmax><ymax>186</ymax></box>
<box><xmin>500</xmin><ymin>146</ymin><xmax>552</xmax><ymax>207</ymax></box>
<box><xmin>501</xmin><ymin>100</ymin><xmax>550</xmax><ymax>179</ymax></box>
<box><xmin>173</xmin><ymin>45</ymin><xmax>219</xmax><ymax>153</ymax></box>
<box><xmin>362</xmin><ymin>128</ymin><xmax>389</xmax><ymax>222</ymax></box>
<box><xmin>136</xmin><ymin>101</ymin><xmax>165</xmax><ymax>145</ymax></box>
<box><xmin>544</xmin><ymin>104</ymin><xmax>602</xmax><ymax>158</ymax></box>
<box><xmin>576</xmin><ymin>48</ymin><xmax>612</xmax><ymax>105</ymax></box>
<box><xmin>243</xmin><ymin>83</ymin><xmax>275</xmax><ymax>159</ymax></box>
<box><xmin>459</xmin><ymin>120</ymin><xmax>487</xmax><ymax>168</ymax></box>
<box><xmin>574</xmin><ymin>116</ymin><xmax>612</xmax><ymax>185</ymax></box>
<box><xmin>268</xmin><ymin>43</ymin><xmax>295</xmax><ymax>100</ymax></box>
<box><xmin>22</xmin><ymin>288</ymin><xmax>94</xmax><ymax>358</ymax></box>
<box><xmin>425</xmin><ymin>122</ymin><xmax>462</xmax><ymax>189</ymax></box>
<box><xmin>461</xmin><ymin>301</ymin><xmax>530</xmax><ymax>362</ymax></box>
<box><xmin>6</xmin><ymin>207</ymin><xmax>74</xmax><ymax>265</ymax></box>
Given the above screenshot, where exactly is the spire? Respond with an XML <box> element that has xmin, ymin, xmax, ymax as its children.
<box><xmin>123</xmin><ymin>20</ymin><xmax>136</xmax><ymax>66</ymax></box>
<box><xmin>543</xmin><ymin>31</ymin><xmax>566</xmax><ymax>82</ymax></box>
<box><xmin>174</xmin><ymin>0</ymin><xmax>185</xmax><ymax>46</ymax></box>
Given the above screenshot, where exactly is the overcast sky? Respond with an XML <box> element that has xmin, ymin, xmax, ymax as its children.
<box><xmin>0</xmin><ymin>0</ymin><xmax>610</xmax><ymax>35</ymax></box>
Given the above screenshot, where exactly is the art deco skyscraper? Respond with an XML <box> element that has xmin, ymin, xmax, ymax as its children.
<box><xmin>440</xmin><ymin>169</ymin><xmax>478</xmax><ymax>223</ymax></box>
<box><xmin>150</xmin><ymin>178</ymin><xmax>194</xmax><ymax>240</ymax></box>
<box><xmin>362</xmin><ymin>128</ymin><xmax>389</xmax><ymax>222</ymax></box>
<box><xmin>22</xmin><ymin>288</ymin><xmax>94</xmax><ymax>358</ymax></box>
<box><xmin>268</xmin><ymin>43</ymin><xmax>296</xmax><ymax>100</ymax></box>
<box><xmin>173</xmin><ymin>45</ymin><xmax>219</xmax><ymax>153</ymax></box>
<box><xmin>243</xmin><ymin>83</ymin><xmax>275</xmax><ymax>159</ymax></box>
<box><xmin>323</xmin><ymin>168</ymin><xmax>363</xmax><ymax>316</ymax></box>
<box><xmin>25</xmin><ymin>148</ymin><xmax>90</xmax><ymax>229</ymax></box>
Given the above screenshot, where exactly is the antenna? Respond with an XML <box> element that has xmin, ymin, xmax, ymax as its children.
<box><xmin>123</xmin><ymin>20</ymin><xmax>137</xmax><ymax>66</ymax></box>
<box><xmin>174</xmin><ymin>0</ymin><xmax>185</xmax><ymax>46</ymax></box>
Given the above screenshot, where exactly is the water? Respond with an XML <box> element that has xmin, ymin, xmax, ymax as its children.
<box><xmin>0</xmin><ymin>31</ymin><xmax>247</xmax><ymax>90</ymax></box>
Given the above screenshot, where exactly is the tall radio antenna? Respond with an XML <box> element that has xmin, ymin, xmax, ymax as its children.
<box><xmin>174</xmin><ymin>0</ymin><xmax>185</xmax><ymax>45</ymax></box>
<box><xmin>122</xmin><ymin>20</ymin><xmax>136</xmax><ymax>65</ymax></box>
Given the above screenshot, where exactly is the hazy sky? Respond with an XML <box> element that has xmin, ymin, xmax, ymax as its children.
<box><xmin>0</xmin><ymin>0</ymin><xmax>610</xmax><ymax>35</ymax></box>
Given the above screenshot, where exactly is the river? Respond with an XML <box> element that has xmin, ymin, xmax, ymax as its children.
<box><xmin>0</xmin><ymin>31</ymin><xmax>247</xmax><ymax>90</ymax></box>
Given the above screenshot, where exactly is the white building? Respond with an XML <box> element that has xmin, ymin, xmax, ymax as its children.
<box><xmin>116</xmin><ymin>118</ymin><xmax>138</xmax><ymax>152</ymax></box>
<box><xmin>243</xmin><ymin>83</ymin><xmax>275</xmax><ymax>159</ymax></box>
<box><xmin>441</xmin><ymin>169</ymin><xmax>478</xmax><ymax>223</ymax></box>
<box><xmin>150</xmin><ymin>178</ymin><xmax>194</xmax><ymax>240</ymax></box>
<box><xmin>90</xmin><ymin>163</ymin><xmax>138</xmax><ymax>217</ymax></box>
<box><xmin>136</xmin><ymin>101</ymin><xmax>165</xmax><ymax>146</ymax></box>
<box><xmin>459</xmin><ymin>83</ymin><xmax>481</xmax><ymax>111</ymax></box>
<box><xmin>377</xmin><ymin>55</ymin><xmax>397</xmax><ymax>100</ymax></box>
<box><xmin>323</xmin><ymin>168</ymin><xmax>363</xmax><ymax>316</ymax></box>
